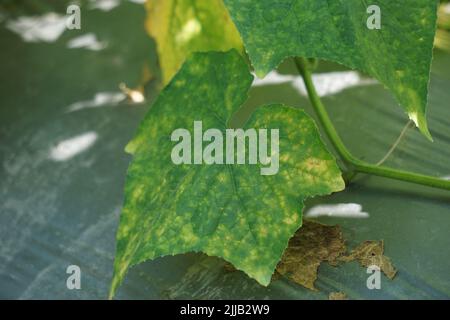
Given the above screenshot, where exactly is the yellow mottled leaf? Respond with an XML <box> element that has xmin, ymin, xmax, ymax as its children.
<box><xmin>146</xmin><ymin>0</ymin><xmax>243</xmax><ymax>84</ymax></box>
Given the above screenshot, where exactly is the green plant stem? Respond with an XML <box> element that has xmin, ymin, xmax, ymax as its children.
<box><xmin>294</xmin><ymin>57</ymin><xmax>450</xmax><ymax>191</ymax></box>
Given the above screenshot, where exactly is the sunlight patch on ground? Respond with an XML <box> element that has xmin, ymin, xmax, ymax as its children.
<box><xmin>89</xmin><ymin>0</ymin><xmax>121</xmax><ymax>11</ymax></box>
<box><xmin>6</xmin><ymin>13</ymin><xmax>66</xmax><ymax>42</ymax></box>
<box><xmin>67</xmin><ymin>33</ymin><xmax>107</xmax><ymax>51</ymax></box>
<box><xmin>305</xmin><ymin>203</ymin><xmax>369</xmax><ymax>218</ymax></box>
<box><xmin>49</xmin><ymin>132</ymin><xmax>98</xmax><ymax>162</ymax></box>
<box><xmin>88</xmin><ymin>0</ymin><xmax>145</xmax><ymax>11</ymax></box>
<box><xmin>252</xmin><ymin>71</ymin><xmax>377</xmax><ymax>97</ymax></box>
<box><xmin>66</xmin><ymin>92</ymin><xmax>126</xmax><ymax>112</ymax></box>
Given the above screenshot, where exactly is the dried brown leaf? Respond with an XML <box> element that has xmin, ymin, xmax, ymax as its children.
<box><xmin>340</xmin><ymin>240</ymin><xmax>397</xmax><ymax>280</ymax></box>
<box><xmin>276</xmin><ymin>220</ymin><xmax>346</xmax><ymax>290</ymax></box>
<box><xmin>329</xmin><ymin>292</ymin><xmax>348</xmax><ymax>300</ymax></box>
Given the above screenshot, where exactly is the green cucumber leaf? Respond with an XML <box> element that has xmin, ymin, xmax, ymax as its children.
<box><xmin>146</xmin><ymin>0</ymin><xmax>243</xmax><ymax>84</ymax></box>
<box><xmin>223</xmin><ymin>0</ymin><xmax>438</xmax><ymax>139</ymax></box>
<box><xmin>109</xmin><ymin>50</ymin><xmax>344</xmax><ymax>298</ymax></box>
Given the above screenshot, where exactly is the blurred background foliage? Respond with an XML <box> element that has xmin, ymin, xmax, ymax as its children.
<box><xmin>436</xmin><ymin>0</ymin><xmax>450</xmax><ymax>52</ymax></box>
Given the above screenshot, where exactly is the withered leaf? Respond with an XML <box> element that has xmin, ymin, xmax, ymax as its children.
<box><xmin>329</xmin><ymin>292</ymin><xmax>348</xmax><ymax>300</ymax></box>
<box><xmin>276</xmin><ymin>220</ymin><xmax>346</xmax><ymax>290</ymax></box>
<box><xmin>340</xmin><ymin>240</ymin><xmax>397</xmax><ymax>280</ymax></box>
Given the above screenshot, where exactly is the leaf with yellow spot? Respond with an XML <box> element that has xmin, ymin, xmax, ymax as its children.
<box><xmin>223</xmin><ymin>0</ymin><xmax>439</xmax><ymax>139</ymax></box>
<box><xmin>109</xmin><ymin>50</ymin><xmax>344</xmax><ymax>298</ymax></box>
<box><xmin>146</xmin><ymin>0</ymin><xmax>243</xmax><ymax>84</ymax></box>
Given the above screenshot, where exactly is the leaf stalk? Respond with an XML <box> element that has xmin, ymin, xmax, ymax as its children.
<box><xmin>294</xmin><ymin>57</ymin><xmax>450</xmax><ymax>191</ymax></box>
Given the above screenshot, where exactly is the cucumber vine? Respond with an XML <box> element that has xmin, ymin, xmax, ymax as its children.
<box><xmin>295</xmin><ymin>57</ymin><xmax>450</xmax><ymax>191</ymax></box>
<box><xmin>110</xmin><ymin>0</ymin><xmax>448</xmax><ymax>298</ymax></box>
